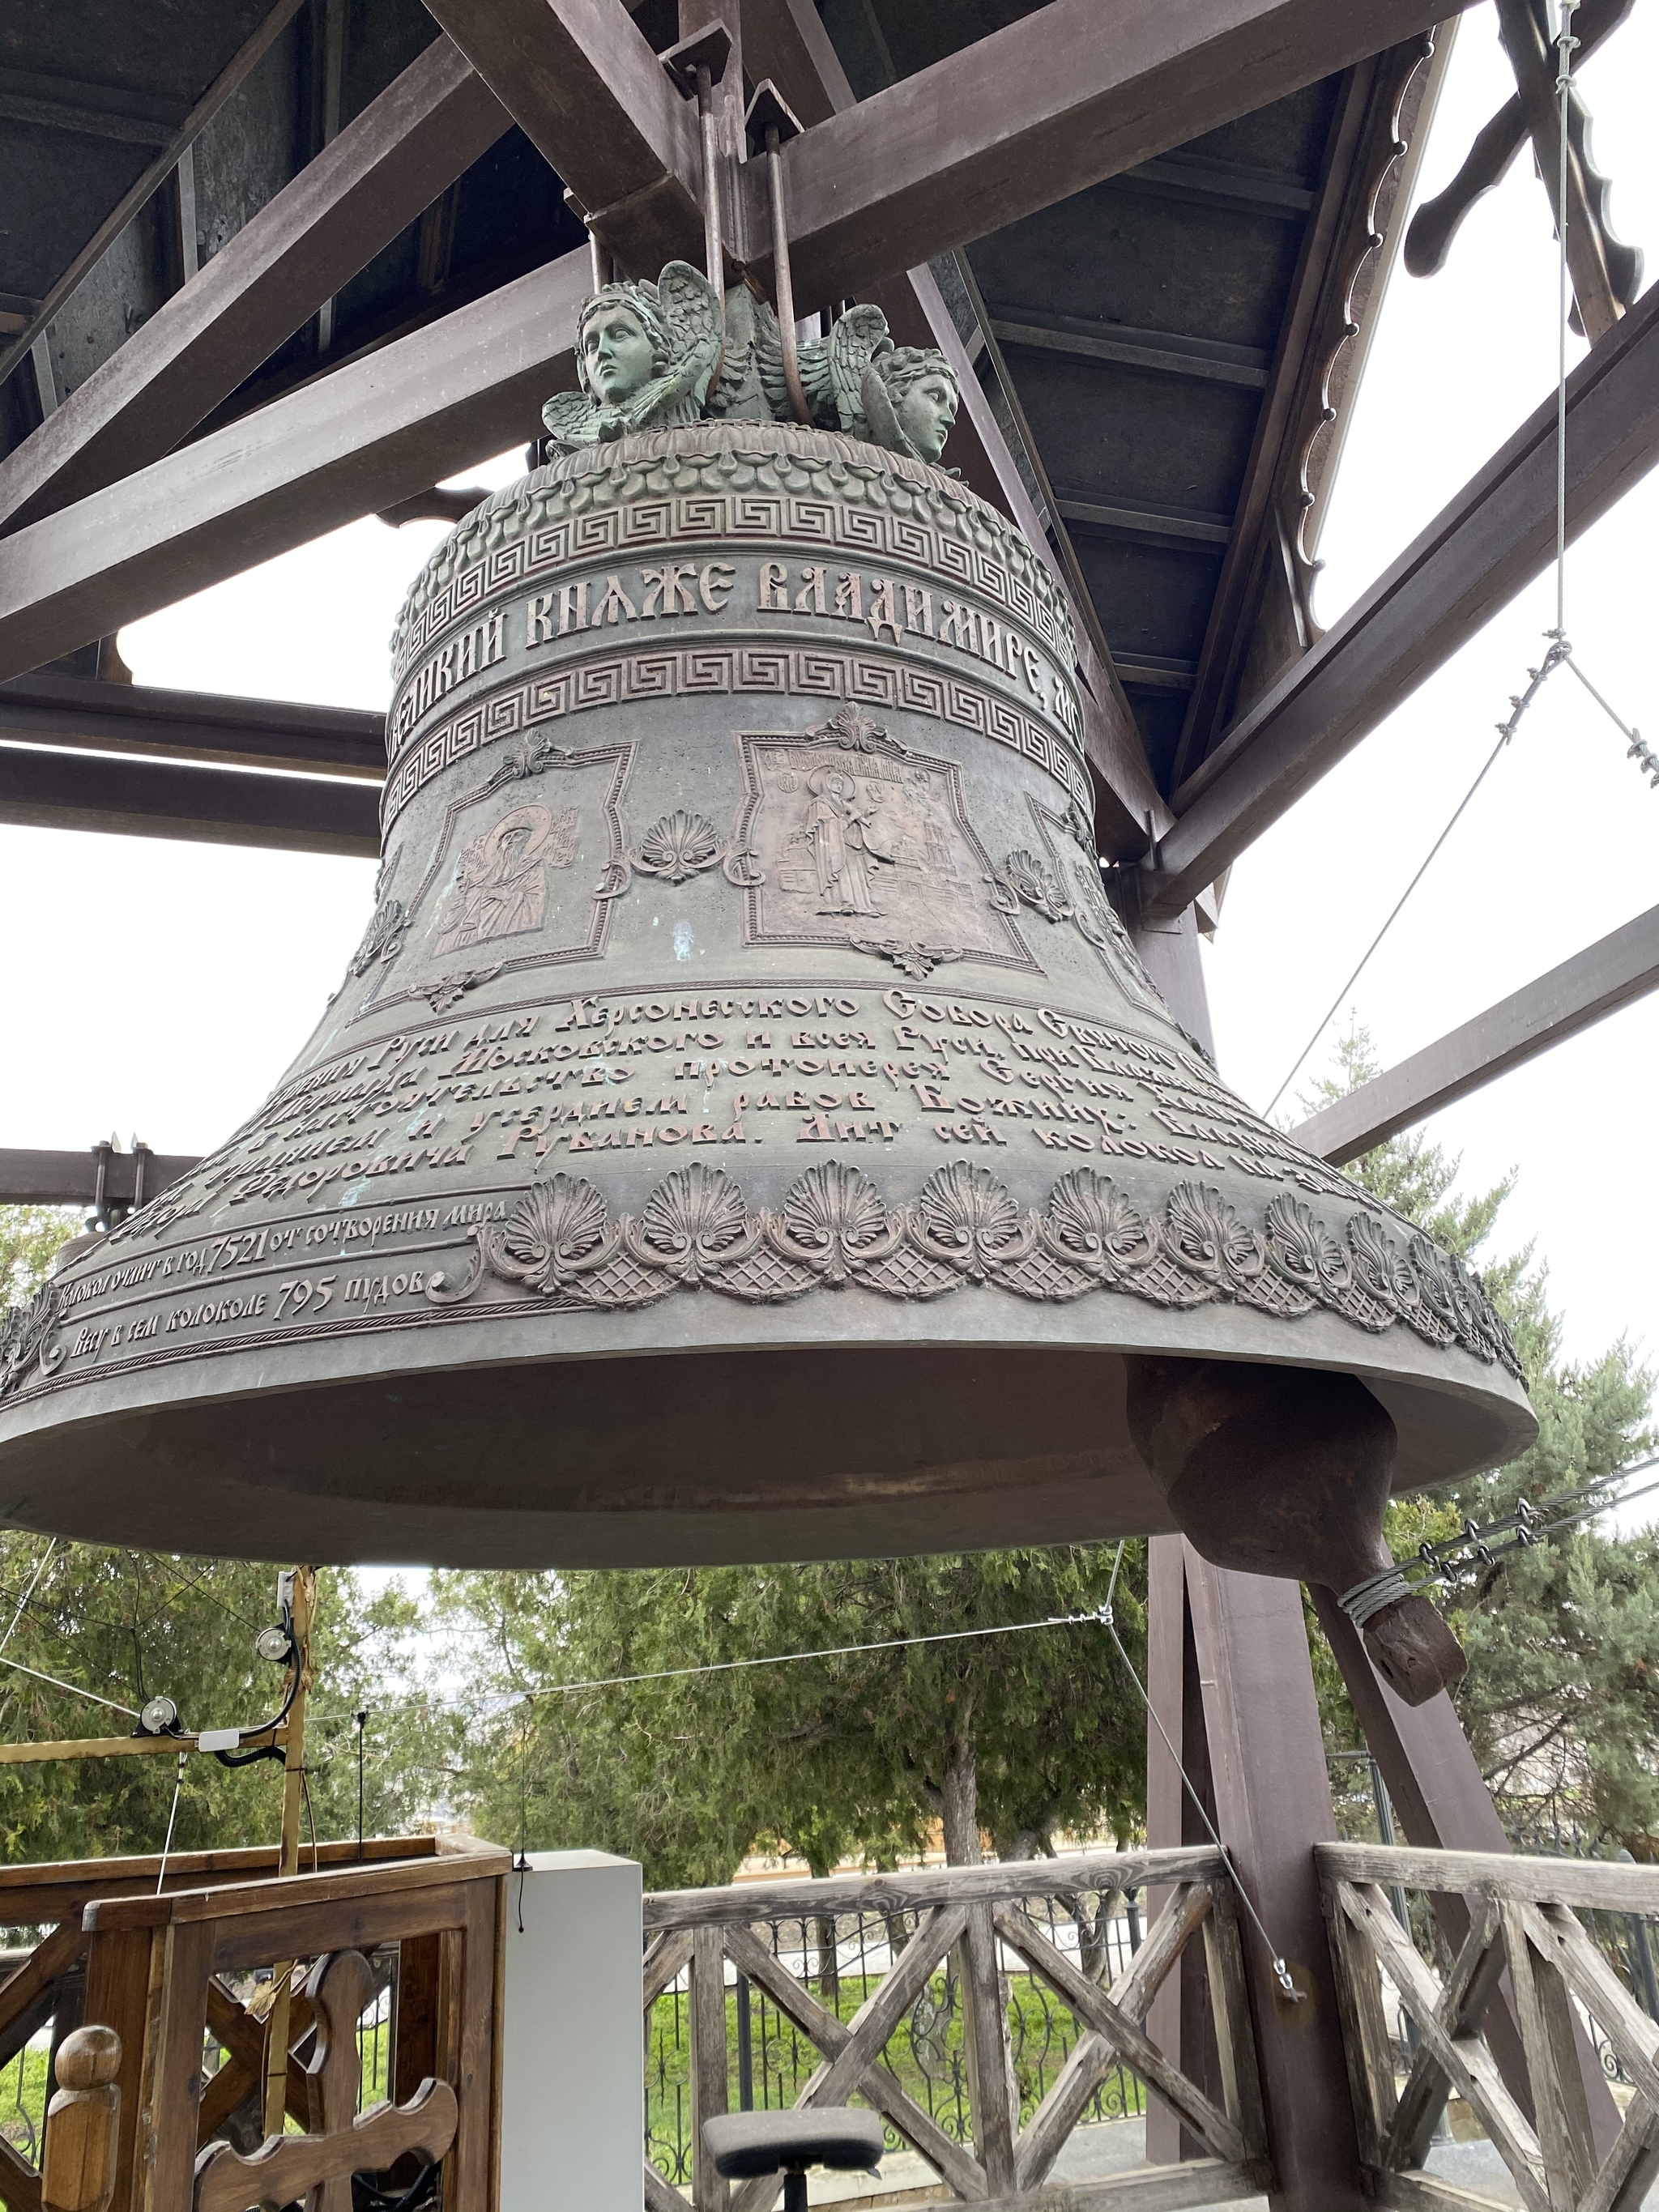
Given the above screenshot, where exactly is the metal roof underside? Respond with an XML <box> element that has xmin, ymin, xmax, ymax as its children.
<box><xmin>0</xmin><ymin>0</ymin><xmax>1428</xmax><ymax>800</ymax></box>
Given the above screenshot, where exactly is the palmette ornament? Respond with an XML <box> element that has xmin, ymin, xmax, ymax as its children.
<box><xmin>0</xmin><ymin>362</ymin><xmax>1531</xmax><ymax>1698</ymax></box>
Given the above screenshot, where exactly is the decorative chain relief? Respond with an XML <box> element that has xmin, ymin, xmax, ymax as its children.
<box><xmin>422</xmin><ymin>1159</ymin><xmax>1522</xmax><ymax>1378</ymax></box>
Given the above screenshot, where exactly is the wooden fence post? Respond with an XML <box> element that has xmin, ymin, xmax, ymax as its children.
<box><xmin>690</xmin><ymin>1926</ymin><xmax>729</xmax><ymax>2212</ymax></box>
<box><xmin>42</xmin><ymin>2027</ymin><xmax>122</xmax><ymax>2212</ymax></box>
<box><xmin>80</xmin><ymin>1924</ymin><xmax>158</xmax><ymax>2212</ymax></box>
<box><xmin>958</xmin><ymin>1903</ymin><xmax>1017</xmax><ymax>2195</ymax></box>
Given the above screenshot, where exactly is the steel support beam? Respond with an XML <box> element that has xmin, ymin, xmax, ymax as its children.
<box><xmin>0</xmin><ymin>673</ymin><xmax>386</xmax><ymax>779</ymax></box>
<box><xmin>753</xmin><ymin>0</ymin><xmax>1479</xmax><ymax>306</ymax></box>
<box><xmin>417</xmin><ymin>0</ymin><xmax>704</xmax><ymax>271</ymax></box>
<box><xmin>0</xmin><ymin>1150</ymin><xmax>199</xmax><ymax>1210</ymax></box>
<box><xmin>0</xmin><ymin>249</ymin><xmax>591</xmax><ymax>685</ymax></box>
<box><xmin>740</xmin><ymin>0</ymin><xmax>1165</xmax><ymax>858</ymax></box>
<box><xmin>0</xmin><ymin>746</ymin><xmax>379</xmax><ymax>855</ymax></box>
<box><xmin>1145</xmin><ymin>279</ymin><xmax>1659</xmax><ymax>918</ymax></box>
<box><xmin>0</xmin><ymin>0</ymin><xmax>311</xmax><ymax>394</ymax></box>
<box><xmin>0</xmin><ymin>37</ymin><xmax>513</xmax><ymax>536</ymax></box>
<box><xmin>1291</xmin><ymin>901</ymin><xmax>1659</xmax><ymax>1165</ymax></box>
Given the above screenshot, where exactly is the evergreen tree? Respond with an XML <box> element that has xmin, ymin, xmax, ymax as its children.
<box><xmin>1302</xmin><ymin>1033</ymin><xmax>1658</xmax><ymax>1849</ymax></box>
<box><xmin>433</xmin><ymin>1544</ymin><xmax>1147</xmax><ymax>1886</ymax></box>
<box><xmin>1</xmin><ymin>1206</ymin><xmax>80</xmax><ymax>1305</ymax></box>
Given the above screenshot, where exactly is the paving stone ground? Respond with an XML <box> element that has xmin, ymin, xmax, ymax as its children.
<box><xmin>810</xmin><ymin>2111</ymin><xmax>1657</xmax><ymax>2209</ymax></box>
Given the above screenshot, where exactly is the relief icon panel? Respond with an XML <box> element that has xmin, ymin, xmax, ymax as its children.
<box><xmin>735</xmin><ymin>705</ymin><xmax>1030</xmax><ymax>974</ymax></box>
<box><xmin>433</xmin><ymin>802</ymin><xmax>578</xmax><ymax>957</ymax></box>
<box><xmin>356</xmin><ymin>744</ymin><xmax>633</xmax><ymax>1016</ymax></box>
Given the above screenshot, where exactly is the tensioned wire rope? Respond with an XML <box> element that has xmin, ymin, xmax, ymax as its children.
<box><xmin>301</xmin><ymin>1453</ymin><xmax>1659</xmax><ymax>1739</ymax></box>
<box><xmin>308</xmin><ymin>1451</ymin><xmax>1659</xmax><ymax>1985</ymax></box>
<box><xmin>1265</xmin><ymin>0</ymin><xmax>1651</xmax><ymax>1121</ymax></box>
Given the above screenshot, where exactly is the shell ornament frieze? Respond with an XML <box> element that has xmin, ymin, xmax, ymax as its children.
<box><xmin>423</xmin><ymin>1159</ymin><xmax>1523</xmax><ymax>1379</ymax></box>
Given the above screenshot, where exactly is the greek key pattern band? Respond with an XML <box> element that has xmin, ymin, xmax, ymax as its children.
<box><xmin>380</xmin><ymin>646</ymin><xmax>1093</xmax><ymax>833</ymax></box>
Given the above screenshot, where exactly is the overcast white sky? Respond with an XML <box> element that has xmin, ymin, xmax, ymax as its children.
<box><xmin>2</xmin><ymin>4</ymin><xmax>1655</xmax><ymax>1490</ymax></box>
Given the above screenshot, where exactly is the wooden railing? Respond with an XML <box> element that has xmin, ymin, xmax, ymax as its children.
<box><xmin>1319</xmin><ymin>1840</ymin><xmax>1659</xmax><ymax>2212</ymax></box>
<box><xmin>0</xmin><ymin>1833</ymin><xmax>507</xmax><ymax>2212</ymax></box>
<box><xmin>642</xmin><ymin>1847</ymin><xmax>1269</xmax><ymax>2212</ymax></box>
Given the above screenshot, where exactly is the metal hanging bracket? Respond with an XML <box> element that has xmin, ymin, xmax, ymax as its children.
<box><xmin>662</xmin><ymin>23</ymin><xmax>735</xmax><ymax>297</ymax></box>
<box><xmin>659</xmin><ymin>21</ymin><xmax>732</xmax><ymax>98</ymax></box>
<box><xmin>744</xmin><ymin>80</ymin><xmax>813</xmax><ymax>428</ymax></box>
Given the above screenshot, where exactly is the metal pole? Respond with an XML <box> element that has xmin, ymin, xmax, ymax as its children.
<box><xmin>262</xmin><ymin>1565</ymin><xmax>316</xmax><ymax>2139</ymax></box>
<box><xmin>736</xmin><ymin>1971</ymin><xmax>753</xmax><ymax>2108</ymax></box>
<box><xmin>764</xmin><ymin>123</ymin><xmax>812</xmax><ymax>428</ymax></box>
<box><xmin>695</xmin><ymin>63</ymin><xmax>723</xmax><ymax>304</ymax></box>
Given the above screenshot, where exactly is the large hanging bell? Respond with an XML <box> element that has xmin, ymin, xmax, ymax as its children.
<box><xmin>0</xmin><ymin>299</ymin><xmax>1531</xmax><ymax>1703</ymax></box>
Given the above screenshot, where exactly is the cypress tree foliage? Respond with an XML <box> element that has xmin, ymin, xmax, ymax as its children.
<box><xmin>1</xmin><ymin>1205</ymin><xmax>80</xmax><ymax>1303</ymax></box>
<box><xmin>1301</xmin><ymin>1034</ymin><xmax>1658</xmax><ymax>1852</ymax></box>
<box><xmin>432</xmin><ymin>1545</ymin><xmax>1148</xmax><ymax>1886</ymax></box>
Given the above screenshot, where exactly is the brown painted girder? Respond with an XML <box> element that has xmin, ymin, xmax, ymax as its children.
<box><xmin>0</xmin><ymin>1149</ymin><xmax>200</xmax><ymax>1208</ymax></box>
<box><xmin>1292</xmin><ymin>901</ymin><xmax>1659</xmax><ymax>1165</ymax></box>
<box><xmin>748</xmin><ymin>0</ymin><xmax>1482</xmax><ymax>306</ymax></box>
<box><xmin>0</xmin><ymin>744</ymin><xmax>379</xmax><ymax>855</ymax></box>
<box><xmin>0</xmin><ymin>673</ymin><xmax>386</xmax><ymax>779</ymax></box>
<box><xmin>419</xmin><ymin>0</ymin><xmax>705</xmax><ymax>270</ymax></box>
<box><xmin>0</xmin><ymin>37</ymin><xmax>513</xmax><ymax>539</ymax></box>
<box><xmin>1145</xmin><ymin>276</ymin><xmax>1659</xmax><ymax>919</ymax></box>
<box><xmin>0</xmin><ymin>249</ymin><xmax>591</xmax><ymax>687</ymax></box>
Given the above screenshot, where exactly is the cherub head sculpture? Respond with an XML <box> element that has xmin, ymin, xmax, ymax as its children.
<box><xmin>543</xmin><ymin>262</ymin><xmax>724</xmax><ymax>453</ymax></box>
<box><xmin>576</xmin><ymin>281</ymin><xmax>671</xmax><ymax>410</ymax></box>
<box><xmin>876</xmin><ymin>348</ymin><xmax>960</xmax><ymax>465</ymax></box>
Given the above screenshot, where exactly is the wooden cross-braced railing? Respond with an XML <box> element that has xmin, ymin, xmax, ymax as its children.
<box><xmin>643</xmin><ymin>1846</ymin><xmax>1270</xmax><ymax>2212</ymax></box>
<box><xmin>1320</xmin><ymin>1840</ymin><xmax>1659</xmax><ymax>2212</ymax></box>
<box><xmin>0</xmin><ymin>1834</ymin><xmax>506</xmax><ymax>2212</ymax></box>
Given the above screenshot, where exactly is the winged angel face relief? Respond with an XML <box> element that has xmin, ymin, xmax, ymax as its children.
<box><xmin>542</xmin><ymin>264</ymin><xmax>725</xmax><ymax>450</ymax></box>
<box><xmin>541</xmin><ymin>262</ymin><xmax>962</xmax><ymax>468</ymax></box>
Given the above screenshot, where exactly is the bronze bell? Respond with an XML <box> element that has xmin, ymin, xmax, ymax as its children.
<box><xmin>0</xmin><ymin>274</ymin><xmax>1531</xmax><ymax>1704</ymax></box>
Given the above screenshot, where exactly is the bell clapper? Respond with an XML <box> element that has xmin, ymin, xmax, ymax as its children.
<box><xmin>1125</xmin><ymin>1357</ymin><xmax>1469</xmax><ymax>1708</ymax></box>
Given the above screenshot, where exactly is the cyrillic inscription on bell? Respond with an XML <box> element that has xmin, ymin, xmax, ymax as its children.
<box><xmin>0</xmin><ymin>268</ymin><xmax>1533</xmax><ymax>1704</ymax></box>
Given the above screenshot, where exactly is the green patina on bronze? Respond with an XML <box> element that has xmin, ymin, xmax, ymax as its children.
<box><xmin>0</xmin><ymin>279</ymin><xmax>1533</xmax><ymax>1587</ymax></box>
<box><xmin>539</xmin><ymin>263</ymin><xmax>961</xmax><ymax>467</ymax></box>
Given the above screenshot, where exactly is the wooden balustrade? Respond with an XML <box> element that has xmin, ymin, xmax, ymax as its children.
<box><xmin>1318</xmin><ymin>1840</ymin><xmax>1659</xmax><ymax>2212</ymax></box>
<box><xmin>642</xmin><ymin>1846</ymin><xmax>1269</xmax><ymax>2212</ymax></box>
<box><xmin>0</xmin><ymin>1834</ymin><xmax>507</xmax><ymax>2212</ymax></box>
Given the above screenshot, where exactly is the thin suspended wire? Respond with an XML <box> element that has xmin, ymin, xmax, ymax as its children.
<box><xmin>1097</xmin><ymin>1542</ymin><xmax>1301</xmax><ymax>2001</ymax></box>
<box><xmin>1269</xmin><ymin>0</ymin><xmax>1648</xmax><ymax>1116</ymax></box>
<box><xmin>1264</xmin><ymin>714</ymin><xmax>1525</xmax><ymax>1117</ymax></box>
<box><xmin>155</xmin><ymin>1749</ymin><xmax>188</xmax><ymax>1893</ymax></box>
<box><xmin>312</xmin><ymin>1609</ymin><xmax>1107</xmax><ymax>1725</ymax></box>
<box><xmin>0</xmin><ymin>1652</ymin><xmax>139</xmax><ymax>1719</ymax></box>
<box><xmin>0</xmin><ymin>1541</ymin><xmax>55</xmax><ymax>1661</ymax></box>
<box><xmin>1554</xmin><ymin>0</ymin><xmax>1576</xmax><ymax>642</ymax></box>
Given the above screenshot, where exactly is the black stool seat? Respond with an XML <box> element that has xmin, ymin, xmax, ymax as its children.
<box><xmin>702</xmin><ymin>2108</ymin><xmax>885</xmax><ymax>2179</ymax></box>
